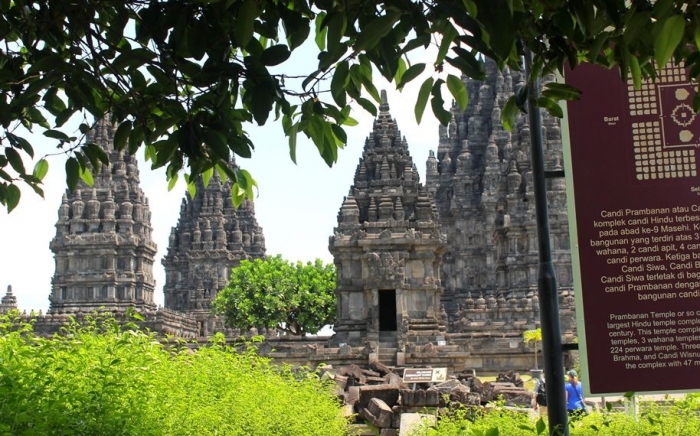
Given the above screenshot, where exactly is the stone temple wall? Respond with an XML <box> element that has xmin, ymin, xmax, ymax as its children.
<box><xmin>425</xmin><ymin>59</ymin><xmax>576</xmax><ymax>340</ymax></box>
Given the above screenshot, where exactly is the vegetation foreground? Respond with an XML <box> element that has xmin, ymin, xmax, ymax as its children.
<box><xmin>413</xmin><ymin>395</ymin><xmax>700</xmax><ymax>436</ymax></box>
<box><xmin>0</xmin><ymin>312</ymin><xmax>347</xmax><ymax>436</ymax></box>
<box><xmin>3</xmin><ymin>311</ymin><xmax>700</xmax><ymax>436</ymax></box>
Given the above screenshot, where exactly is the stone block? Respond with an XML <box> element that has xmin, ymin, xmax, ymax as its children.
<box><xmin>341</xmin><ymin>404</ymin><xmax>355</xmax><ymax>418</ymax></box>
<box><xmin>369</xmin><ymin>359</ymin><xmax>392</xmax><ymax>376</ymax></box>
<box><xmin>359</xmin><ymin>384</ymin><xmax>400</xmax><ymax>409</ymax></box>
<box><xmin>346</xmin><ymin>386</ymin><xmax>361</xmax><ymax>406</ymax></box>
<box><xmin>450</xmin><ymin>385</ymin><xmax>480</xmax><ymax>406</ymax></box>
<box><xmin>399</xmin><ymin>413</ymin><xmax>436</xmax><ymax>436</ymax></box>
<box><xmin>334</xmin><ymin>374</ymin><xmax>348</xmax><ymax>390</ymax></box>
<box><xmin>400</xmin><ymin>388</ymin><xmax>440</xmax><ymax>407</ymax></box>
<box><xmin>433</xmin><ymin>379</ymin><xmax>463</xmax><ymax>394</ymax></box>
<box><xmin>380</xmin><ymin>429</ymin><xmax>398</xmax><ymax>436</ymax></box>
<box><xmin>391</xmin><ymin>406</ymin><xmax>408</xmax><ymax>428</ymax></box>
<box><xmin>367</xmin><ymin>398</ymin><xmax>394</xmax><ymax>428</ymax></box>
<box><xmin>396</xmin><ymin>352</ymin><xmax>405</xmax><ymax>365</ymax></box>
<box><xmin>384</xmin><ymin>372</ymin><xmax>408</xmax><ymax>389</ymax></box>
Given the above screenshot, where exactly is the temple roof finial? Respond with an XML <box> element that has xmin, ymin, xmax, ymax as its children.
<box><xmin>379</xmin><ymin>90</ymin><xmax>390</xmax><ymax>112</ymax></box>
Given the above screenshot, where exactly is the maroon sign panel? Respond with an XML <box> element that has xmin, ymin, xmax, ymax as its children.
<box><xmin>566</xmin><ymin>62</ymin><xmax>700</xmax><ymax>394</ymax></box>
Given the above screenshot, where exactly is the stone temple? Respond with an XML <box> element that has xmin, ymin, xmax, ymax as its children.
<box><xmin>2</xmin><ymin>61</ymin><xmax>577</xmax><ymax>370</ymax></box>
<box><xmin>424</xmin><ymin>60</ymin><xmax>576</xmax><ymax>341</ymax></box>
<box><xmin>162</xmin><ymin>161</ymin><xmax>266</xmax><ymax>336</ymax></box>
<box><xmin>329</xmin><ymin>91</ymin><xmax>447</xmax><ymax>349</ymax></box>
<box><xmin>49</xmin><ymin>118</ymin><xmax>159</xmax><ymax>314</ymax></box>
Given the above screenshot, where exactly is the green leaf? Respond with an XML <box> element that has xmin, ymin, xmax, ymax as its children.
<box><xmin>535</xmin><ymin>418</ymin><xmax>546</xmax><ymax>435</ymax></box>
<box><xmin>397</xmin><ymin>63</ymin><xmax>426</xmax><ymax>89</ymax></box>
<box><xmin>43</xmin><ymin>130</ymin><xmax>70</xmax><ymax>141</ymax></box>
<box><xmin>354</xmin><ymin>11</ymin><xmax>401</xmax><ymax>52</ymax></box>
<box><xmin>430</xmin><ymin>81</ymin><xmax>452</xmax><ymax>126</ymax></box>
<box><xmin>202</xmin><ymin>167</ymin><xmax>213</xmax><ymax>188</ymax></box>
<box><xmin>187</xmin><ymin>180</ymin><xmax>197</xmax><ymax>199</ymax></box>
<box><xmin>330</xmin><ymin>124</ymin><xmax>347</xmax><ymax>145</ymax></box>
<box><xmin>235</xmin><ymin>0</ymin><xmax>257</xmax><ymax>48</ymax></box>
<box><xmin>33</xmin><ymin>158</ymin><xmax>49</xmax><ymax>181</ymax></box>
<box><xmin>5</xmin><ymin>147</ymin><xmax>25</xmax><ymax>174</ymax></box>
<box><xmin>331</xmin><ymin>61</ymin><xmax>349</xmax><ymax>107</ymax></box>
<box><xmin>114</xmin><ymin>120</ymin><xmax>132</xmax><ymax>151</ymax></box>
<box><xmin>501</xmin><ymin>96</ymin><xmax>519</xmax><ymax>132</ymax></box>
<box><xmin>630</xmin><ymin>56</ymin><xmax>642</xmax><ymax>89</ymax></box>
<box><xmin>415</xmin><ymin>77</ymin><xmax>434</xmax><ymax>124</ymax></box>
<box><xmin>342</xmin><ymin>116</ymin><xmax>358</xmax><ymax>127</ymax></box>
<box><xmin>7</xmin><ymin>133</ymin><xmax>34</xmax><ymax>158</ymax></box>
<box><xmin>446</xmin><ymin>74</ymin><xmax>469</xmax><ymax>111</ymax></box>
<box><xmin>654</xmin><ymin>15</ymin><xmax>685</xmax><ymax>69</ymax></box>
<box><xmin>167</xmin><ymin>173</ymin><xmax>179</xmax><ymax>191</ymax></box>
<box><xmin>536</xmin><ymin>96</ymin><xmax>564</xmax><ymax>118</ymax></box>
<box><xmin>314</xmin><ymin>12</ymin><xmax>328</xmax><ymax>51</ymax></box>
<box><xmin>5</xmin><ymin>183</ymin><xmax>20</xmax><ymax>212</ymax></box>
<box><xmin>393</xmin><ymin>57</ymin><xmax>407</xmax><ymax>86</ymax></box>
<box><xmin>260</xmin><ymin>45</ymin><xmax>291</xmax><ymax>66</ymax></box>
<box><xmin>355</xmin><ymin>97</ymin><xmax>377</xmax><ymax>117</ymax></box>
<box><xmin>447</xmin><ymin>47</ymin><xmax>485</xmax><ymax>80</ymax></box>
<box><xmin>288</xmin><ymin>124</ymin><xmax>298</xmax><ymax>164</ymax></box>
<box><xmin>360</xmin><ymin>73</ymin><xmax>381</xmax><ymax>103</ymax></box>
<box><xmin>204</xmin><ymin>130</ymin><xmax>230</xmax><ymax>161</ymax></box>
<box><xmin>66</xmin><ymin>157</ymin><xmax>80</xmax><ymax>191</ymax></box>
<box><xmin>80</xmin><ymin>166</ymin><xmax>94</xmax><ymax>187</ymax></box>
<box><xmin>541</xmin><ymin>83</ymin><xmax>582</xmax><ymax>101</ymax></box>
<box><xmin>436</xmin><ymin>23</ymin><xmax>458</xmax><ymax>65</ymax></box>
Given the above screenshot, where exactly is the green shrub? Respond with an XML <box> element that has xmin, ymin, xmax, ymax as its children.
<box><xmin>411</xmin><ymin>397</ymin><xmax>700</xmax><ymax>436</ymax></box>
<box><xmin>0</xmin><ymin>311</ymin><xmax>347</xmax><ymax>436</ymax></box>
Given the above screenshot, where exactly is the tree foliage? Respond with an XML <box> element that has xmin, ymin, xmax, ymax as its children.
<box><xmin>2</xmin><ymin>0</ymin><xmax>700</xmax><ymax>211</ymax></box>
<box><xmin>213</xmin><ymin>255</ymin><xmax>336</xmax><ymax>336</ymax></box>
<box><xmin>0</xmin><ymin>311</ymin><xmax>347</xmax><ymax>435</ymax></box>
<box><xmin>523</xmin><ymin>327</ymin><xmax>543</xmax><ymax>370</ymax></box>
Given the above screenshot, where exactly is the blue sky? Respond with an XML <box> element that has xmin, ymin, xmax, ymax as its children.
<box><xmin>0</xmin><ymin>45</ymin><xmax>445</xmax><ymax>312</ymax></box>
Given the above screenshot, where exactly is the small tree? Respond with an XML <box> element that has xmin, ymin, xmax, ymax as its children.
<box><xmin>213</xmin><ymin>255</ymin><xmax>336</xmax><ymax>336</ymax></box>
<box><xmin>523</xmin><ymin>328</ymin><xmax>543</xmax><ymax>370</ymax></box>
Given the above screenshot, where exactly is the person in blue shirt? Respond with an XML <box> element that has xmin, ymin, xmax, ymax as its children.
<box><xmin>564</xmin><ymin>369</ymin><xmax>586</xmax><ymax>417</ymax></box>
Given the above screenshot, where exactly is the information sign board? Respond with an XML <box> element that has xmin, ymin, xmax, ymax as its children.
<box><xmin>402</xmin><ymin>368</ymin><xmax>447</xmax><ymax>383</ymax></box>
<box><xmin>564</xmin><ymin>62</ymin><xmax>700</xmax><ymax>395</ymax></box>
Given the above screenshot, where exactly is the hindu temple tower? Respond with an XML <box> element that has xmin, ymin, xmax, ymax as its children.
<box><xmin>49</xmin><ymin>117</ymin><xmax>158</xmax><ymax>313</ymax></box>
<box><xmin>329</xmin><ymin>91</ymin><xmax>447</xmax><ymax>349</ymax></box>
<box><xmin>162</xmin><ymin>161</ymin><xmax>266</xmax><ymax>336</ymax></box>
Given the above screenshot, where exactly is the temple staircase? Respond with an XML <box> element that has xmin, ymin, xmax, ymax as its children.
<box><xmin>378</xmin><ymin>331</ymin><xmax>398</xmax><ymax>366</ymax></box>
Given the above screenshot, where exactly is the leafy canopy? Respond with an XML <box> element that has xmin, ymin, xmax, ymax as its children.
<box><xmin>1</xmin><ymin>0</ymin><xmax>699</xmax><ymax>212</ymax></box>
<box><xmin>213</xmin><ymin>255</ymin><xmax>336</xmax><ymax>336</ymax></box>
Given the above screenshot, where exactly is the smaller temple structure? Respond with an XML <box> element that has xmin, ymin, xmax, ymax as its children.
<box><xmin>329</xmin><ymin>91</ymin><xmax>447</xmax><ymax>351</ymax></box>
<box><xmin>162</xmin><ymin>160</ymin><xmax>266</xmax><ymax>336</ymax></box>
<box><xmin>0</xmin><ymin>285</ymin><xmax>17</xmax><ymax>312</ymax></box>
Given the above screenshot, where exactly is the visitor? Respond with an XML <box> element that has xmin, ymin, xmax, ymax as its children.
<box><xmin>564</xmin><ymin>369</ymin><xmax>586</xmax><ymax>417</ymax></box>
<box><xmin>533</xmin><ymin>373</ymin><xmax>547</xmax><ymax>416</ymax></box>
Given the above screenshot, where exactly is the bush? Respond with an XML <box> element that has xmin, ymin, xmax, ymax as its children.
<box><xmin>410</xmin><ymin>397</ymin><xmax>700</xmax><ymax>436</ymax></box>
<box><xmin>0</xmin><ymin>312</ymin><xmax>347</xmax><ymax>436</ymax></box>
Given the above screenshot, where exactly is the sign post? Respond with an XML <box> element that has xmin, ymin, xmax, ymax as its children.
<box><xmin>564</xmin><ymin>62</ymin><xmax>700</xmax><ymax>395</ymax></box>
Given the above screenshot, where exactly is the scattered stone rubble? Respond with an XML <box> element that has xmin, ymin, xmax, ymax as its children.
<box><xmin>320</xmin><ymin>363</ymin><xmax>534</xmax><ymax>435</ymax></box>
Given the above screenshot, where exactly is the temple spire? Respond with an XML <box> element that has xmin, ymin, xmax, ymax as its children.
<box><xmin>162</xmin><ymin>159</ymin><xmax>266</xmax><ymax>336</ymax></box>
<box><xmin>379</xmin><ymin>89</ymin><xmax>390</xmax><ymax>113</ymax></box>
<box><xmin>1</xmin><ymin>285</ymin><xmax>18</xmax><ymax>312</ymax></box>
